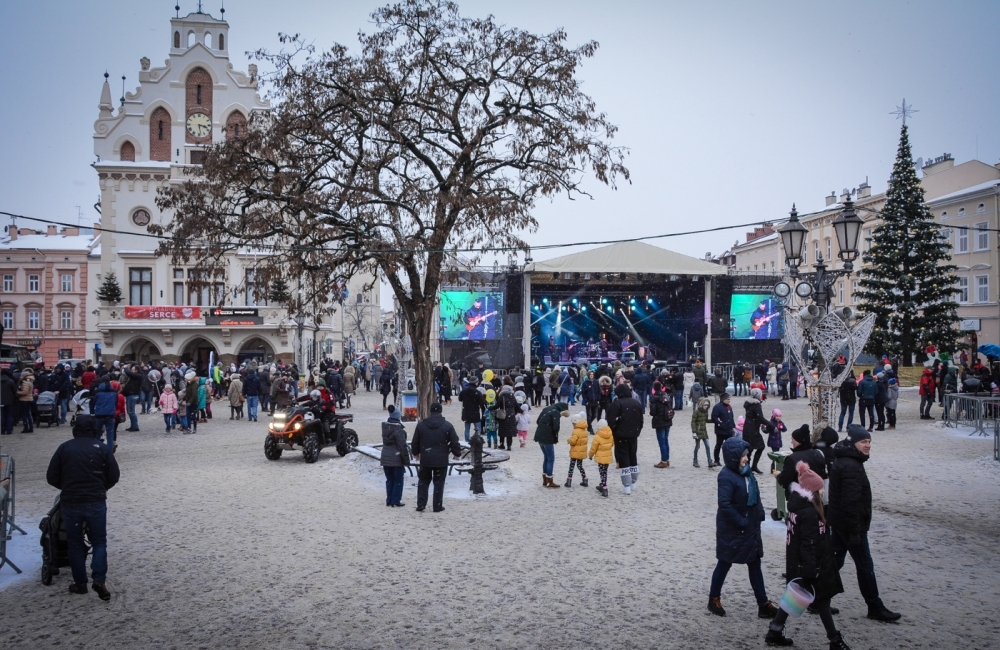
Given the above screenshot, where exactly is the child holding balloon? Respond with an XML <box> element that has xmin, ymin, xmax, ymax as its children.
<box><xmin>484</xmin><ymin>387</ymin><xmax>499</xmax><ymax>448</ymax></box>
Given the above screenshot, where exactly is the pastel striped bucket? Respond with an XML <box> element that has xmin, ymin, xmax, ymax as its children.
<box><xmin>779</xmin><ymin>579</ymin><xmax>816</xmax><ymax>618</ymax></box>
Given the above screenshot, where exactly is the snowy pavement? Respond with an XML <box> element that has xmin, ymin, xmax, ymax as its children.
<box><xmin>0</xmin><ymin>388</ymin><xmax>998</xmax><ymax>649</ymax></box>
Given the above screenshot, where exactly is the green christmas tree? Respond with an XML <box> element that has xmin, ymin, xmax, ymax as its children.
<box><xmin>855</xmin><ymin>124</ymin><xmax>961</xmax><ymax>365</ymax></box>
<box><xmin>268</xmin><ymin>277</ymin><xmax>291</xmax><ymax>304</ymax></box>
<box><xmin>95</xmin><ymin>271</ymin><xmax>123</xmax><ymax>304</ymax></box>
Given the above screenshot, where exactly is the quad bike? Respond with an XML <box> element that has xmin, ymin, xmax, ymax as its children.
<box><xmin>265</xmin><ymin>397</ymin><xmax>358</xmax><ymax>463</ymax></box>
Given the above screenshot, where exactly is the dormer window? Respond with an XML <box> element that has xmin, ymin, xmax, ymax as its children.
<box><xmin>958</xmin><ymin>207</ymin><xmax>966</xmax><ymax>217</ymax></box>
<box><xmin>218</xmin><ymin>34</ymin><xmax>224</xmax><ymax>50</ymax></box>
<box><xmin>174</xmin><ymin>31</ymin><xmax>180</xmax><ymax>48</ymax></box>
<box><xmin>978</xmin><ymin>203</ymin><xmax>986</xmax><ymax>213</ymax></box>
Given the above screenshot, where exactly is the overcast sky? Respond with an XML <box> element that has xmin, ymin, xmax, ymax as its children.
<box><xmin>2</xmin><ymin>0</ymin><xmax>998</xmax><ymax>304</ymax></box>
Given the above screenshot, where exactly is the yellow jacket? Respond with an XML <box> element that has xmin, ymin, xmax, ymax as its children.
<box><xmin>567</xmin><ymin>418</ymin><xmax>589</xmax><ymax>459</ymax></box>
<box><xmin>588</xmin><ymin>420</ymin><xmax>614</xmax><ymax>465</ymax></box>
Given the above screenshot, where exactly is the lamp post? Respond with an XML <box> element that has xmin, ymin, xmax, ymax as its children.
<box><xmin>773</xmin><ymin>201</ymin><xmax>874</xmax><ymax>428</ymax></box>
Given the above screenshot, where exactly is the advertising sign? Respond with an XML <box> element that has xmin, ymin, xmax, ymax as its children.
<box><xmin>205</xmin><ymin>308</ymin><xmax>263</xmax><ymax>326</ymax></box>
<box><xmin>123</xmin><ymin>306</ymin><xmax>202</xmax><ymax>320</ymax></box>
<box><xmin>730</xmin><ymin>294</ymin><xmax>781</xmax><ymax>340</ymax></box>
<box><xmin>439</xmin><ymin>290</ymin><xmax>503</xmax><ymax>340</ymax></box>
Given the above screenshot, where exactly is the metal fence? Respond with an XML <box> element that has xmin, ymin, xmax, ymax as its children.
<box><xmin>942</xmin><ymin>393</ymin><xmax>1000</xmax><ymax>437</ymax></box>
<box><xmin>995</xmin><ymin>419</ymin><xmax>1000</xmax><ymax>461</ymax></box>
<box><xmin>1</xmin><ymin>454</ymin><xmax>25</xmax><ymax>574</ymax></box>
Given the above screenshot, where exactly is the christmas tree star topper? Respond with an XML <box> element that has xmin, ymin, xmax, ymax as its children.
<box><xmin>890</xmin><ymin>99</ymin><xmax>918</xmax><ymax>126</ymax></box>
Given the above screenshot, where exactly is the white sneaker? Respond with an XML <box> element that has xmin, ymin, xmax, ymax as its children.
<box><xmin>623</xmin><ymin>485</ymin><xmax>632</xmax><ymax>495</ymax></box>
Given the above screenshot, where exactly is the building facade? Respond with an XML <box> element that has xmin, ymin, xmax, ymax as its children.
<box><xmin>89</xmin><ymin>9</ymin><xmax>363</xmax><ymax>370</ymax></box>
<box><xmin>0</xmin><ymin>226</ymin><xmax>97</xmax><ymax>364</ymax></box>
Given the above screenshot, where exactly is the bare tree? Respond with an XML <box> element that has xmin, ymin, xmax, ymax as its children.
<box><xmin>342</xmin><ymin>300</ymin><xmax>382</xmax><ymax>354</ymax></box>
<box><xmin>155</xmin><ymin>0</ymin><xmax>628</xmax><ymax>417</ymax></box>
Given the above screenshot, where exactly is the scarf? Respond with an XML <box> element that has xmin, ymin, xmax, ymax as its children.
<box><xmin>740</xmin><ymin>463</ymin><xmax>760</xmax><ymax>507</ymax></box>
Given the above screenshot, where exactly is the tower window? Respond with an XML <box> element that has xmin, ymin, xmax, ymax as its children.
<box><xmin>174</xmin><ymin>31</ymin><xmax>180</xmax><ymax>48</ymax></box>
<box><xmin>205</xmin><ymin>33</ymin><xmax>213</xmax><ymax>49</ymax></box>
<box><xmin>150</xmin><ymin>107</ymin><xmax>172</xmax><ymax>161</ymax></box>
<box><xmin>226</xmin><ymin>111</ymin><xmax>247</xmax><ymax>140</ymax></box>
<box><xmin>197</xmin><ymin>85</ymin><xmax>202</xmax><ymax>105</ymax></box>
<box><xmin>218</xmin><ymin>34</ymin><xmax>224</xmax><ymax>50</ymax></box>
<box><xmin>120</xmin><ymin>140</ymin><xmax>135</xmax><ymax>162</ymax></box>
<box><xmin>158</xmin><ymin>121</ymin><xmax>164</xmax><ymax>140</ymax></box>
<box><xmin>188</xmin><ymin>31</ymin><xmax>195</xmax><ymax>47</ymax></box>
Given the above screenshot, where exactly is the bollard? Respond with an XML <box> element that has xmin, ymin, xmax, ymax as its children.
<box><xmin>469</xmin><ymin>431</ymin><xmax>486</xmax><ymax>494</ymax></box>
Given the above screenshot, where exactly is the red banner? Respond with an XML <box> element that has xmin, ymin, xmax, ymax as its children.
<box><xmin>123</xmin><ymin>306</ymin><xmax>202</xmax><ymax>320</ymax></box>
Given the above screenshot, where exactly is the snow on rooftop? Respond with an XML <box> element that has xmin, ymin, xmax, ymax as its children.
<box><xmin>927</xmin><ymin>179</ymin><xmax>1000</xmax><ymax>205</ymax></box>
<box><xmin>0</xmin><ymin>233</ymin><xmax>96</xmax><ymax>251</ymax></box>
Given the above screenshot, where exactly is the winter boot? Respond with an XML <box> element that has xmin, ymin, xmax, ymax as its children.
<box><xmin>542</xmin><ymin>474</ymin><xmax>548</xmax><ymax>487</ymax></box>
<box><xmin>581</xmin><ymin>478</ymin><xmax>589</xmax><ymax>487</ymax></box>
<box><xmin>828</xmin><ymin>632</ymin><xmax>853</xmax><ymax>650</ymax></box>
<box><xmin>866</xmin><ymin>600</ymin><xmax>901</xmax><ymax>622</ymax></box>
<box><xmin>544</xmin><ymin>475</ymin><xmax>560</xmax><ymax>488</ymax></box>
<box><xmin>654</xmin><ymin>461</ymin><xmax>668</xmax><ymax>468</ymax></box>
<box><xmin>630</xmin><ymin>467</ymin><xmax>638</xmax><ymax>490</ymax></box>
<box><xmin>693</xmin><ymin>459</ymin><xmax>700</xmax><ymax>468</ymax></box>
<box><xmin>764</xmin><ymin>628</ymin><xmax>793</xmax><ymax>646</ymax></box>
<box><xmin>564</xmin><ymin>478</ymin><xmax>573</xmax><ymax>488</ymax></box>
<box><xmin>707</xmin><ymin>597</ymin><xmax>726</xmax><ymax>617</ymax></box>
<box><xmin>601</xmin><ymin>486</ymin><xmax>608</xmax><ymax>497</ymax></box>
<box><xmin>758</xmin><ymin>600</ymin><xmax>779</xmax><ymax>618</ymax></box>
<box><xmin>92</xmin><ymin>582</ymin><xmax>111</xmax><ymax>601</ymax></box>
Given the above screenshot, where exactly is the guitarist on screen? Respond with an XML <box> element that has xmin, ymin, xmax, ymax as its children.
<box><xmin>750</xmin><ymin>299</ymin><xmax>779</xmax><ymax>339</ymax></box>
<box><xmin>464</xmin><ymin>297</ymin><xmax>497</xmax><ymax>340</ymax></box>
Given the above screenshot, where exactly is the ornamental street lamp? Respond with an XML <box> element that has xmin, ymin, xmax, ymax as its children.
<box><xmin>773</xmin><ymin>200</ymin><xmax>875</xmax><ymax>429</ymax></box>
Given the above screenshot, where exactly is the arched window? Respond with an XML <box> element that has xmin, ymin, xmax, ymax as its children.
<box><xmin>120</xmin><ymin>141</ymin><xmax>135</xmax><ymax>162</ymax></box>
<box><xmin>226</xmin><ymin>111</ymin><xmax>247</xmax><ymax>139</ymax></box>
<box><xmin>218</xmin><ymin>34</ymin><xmax>225</xmax><ymax>50</ymax></box>
<box><xmin>978</xmin><ymin>203</ymin><xmax>986</xmax><ymax>213</ymax></box>
<box><xmin>149</xmin><ymin>107</ymin><xmax>171</xmax><ymax>161</ymax></box>
<box><xmin>185</xmin><ymin>68</ymin><xmax>213</xmax><ymax>143</ymax></box>
<box><xmin>958</xmin><ymin>207</ymin><xmax>966</xmax><ymax>217</ymax></box>
<box><xmin>204</xmin><ymin>33</ymin><xmax>213</xmax><ymax>49</ymax></box>
<box><xmin>174</xmin><ymin>31</ymin><xmax>180</xmax><ymax>48</ymax></box>
<box><xmin>187</xmin><ymin>31</ymin><xmax>195</xmax><ymax>47</ymax></box>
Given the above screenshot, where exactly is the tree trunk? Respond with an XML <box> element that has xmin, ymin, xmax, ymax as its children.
<box><xmin>408</xmin><ymin>302</ymin><xmax>436</xmax><ymax>420</ymax></box>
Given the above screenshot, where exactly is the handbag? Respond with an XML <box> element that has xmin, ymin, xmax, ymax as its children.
<box><xmin>116</xmin><ymin>412</ymin><xmax>127</xmax><ymax>424</ymax></box>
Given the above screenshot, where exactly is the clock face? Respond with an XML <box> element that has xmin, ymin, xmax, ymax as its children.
<box><xmin>186</xmin><ymin>112</ymin><xmax>212</xmax><ymax>138</ymax></box>
<box><xmin>131</xmin><ymin>209</ymin><xmax>151</xmax><ymax>227</ymax></box>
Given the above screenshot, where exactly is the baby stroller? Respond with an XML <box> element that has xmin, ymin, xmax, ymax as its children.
<box><xmin>38</xmin><ymin>494</ymin><xmax>88</xmax><ymax>586</ymax></box>
<box><xmin>36</xmin><ymin>391</ymin><xmax>59</xmax><ymax>428</ymax></box>
<box><xmin>69</xmin><ymin>389</ymin><xmax>92</xmax><ymax>428</ymax></box>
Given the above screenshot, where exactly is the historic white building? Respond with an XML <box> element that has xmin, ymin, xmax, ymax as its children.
<box><xmin>89</xmin><ymin>9</ymin><xmax>375</xmax><ymax>370</ymax></box>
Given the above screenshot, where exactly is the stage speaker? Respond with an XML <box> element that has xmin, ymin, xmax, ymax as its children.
<box><xmin>505</xmin><ymin>274</ymin><xmax>523</xmax><ymax>314</ymax></box>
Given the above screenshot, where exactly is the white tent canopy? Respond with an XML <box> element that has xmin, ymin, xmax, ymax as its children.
<box><xmin>525</xmin><ymin>240</ymin><xmax>728</xmax><ymax>276</ymax></box>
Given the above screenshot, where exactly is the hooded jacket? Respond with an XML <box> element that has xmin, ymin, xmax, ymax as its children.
<box><xmin>649</xmin><ymin>391</ymin><xmax>674</xmax><ymax>430</ymax></box>
<box><xmin>839</xmin><ymin>376</ymin><xmax>857</xmax><ymax>405</ymax></box>
<box><xmin>458</xmin><ymin>384</ymin><xmax>486</xmax><ymax>423</ymax></box>
<box><xmin>380</xmin><ymin>420</ymin><xmax>410</xmax><ymax>467</ymax></box>
<box><xmin>242</xmin><ymin>371</ymin><xmax>261</xmax><ymax>397</ymax></box>
<box><xmin>776</xmin><ymin>439</ymin><xmax>827</xmax><ymax>496</ymax></box>
<box><xmin>707</xmin><ymin>371</ymin><xmax>728</xmax><ymax>396</ymax></box>
<box><xmin>228</xmin><ymin>377</ymin><xmax>244</xmax><ymax>407</ymax></box>
<box><xmin>691</xmin><ymin>398</ymin><xmax>711</xmax><ymax>439</ymax></box>
<box><xmin>784</xmin><ymin>483</ymin><xmax>844</xmax><ymax>601</ymax></box>
<box><xmin>710</xmin><ymin>400</ymin><xmax>735</xmax><ymax>437</ymax></box>
<box><xmin>533</xmin><ymin>402</ymin><xmax>568</xmax><ymax>444</ymax></box>
<box><xmin>588</xmin><ymin>420</ymin><xmax>614</xmax><ymax>465</ymax></box>
<box><xmin>410</xmin><ymin>414</ymin><xmax>461</xmax><ymax>467</ymax></box>
<box><xmin>827</xmin><ymin>441</ymin><xmax>872</xmax><ymax>536</ymax></box>
<box><xmin>45</xmin><ymin>415</ymin><xmax>120</xmax><ymax>504</ymax></box>
<box><xmin>16</xmin><ymin>370</ymin><xmax>34</xmax><ymax>402</ymax></box>
<box><xmin>567</xmin><ymin>416</ymin><xmax>589</xmax><ymax>460</ymax></box>
<box><xmin>606</xmin><ymin>384</ymin><xmax>643</xmax><ymax>439</ymax></box>
<box><xmin>919</xmin><ymin>368</ymin><xmax>935</xmax><ymax>396</ymax></box>
<box><xmin>158</xmin><ymin>386</ymin><xmax>178</xmax><ymax>414</ymax></box>
<box><xmin>490</xmin><ymin>386</ymin><xmax>519</xmax><ymax>437</ymax></box>
<box><xmin>741</xmin><ymin>397</ymin><xmax>769</xmax><ymax>450</ymax></box>
<box><xmin>715</xmin><ymin>437</ymin><xmax>764</xmax><ymax>564</ymax></box>
<box><xmin>91</xmin><ymin>377</ymin><xmax>118</xmax><ymax>417</ymax></box>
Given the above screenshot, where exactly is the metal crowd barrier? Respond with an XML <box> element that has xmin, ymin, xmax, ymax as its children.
<box><xmin>995</xmin><ymin>419</ymin><xmax>1000</xmax><ymax>461</ymax></box>
<box><xmin>942</xmin><ymin>393</ymin><xmax>999</xmax><ymax>437</ymax></box>
<box><xmin>1</xmin><ymin>454</ymin><xmax>26</xmax><ymax>574</ymax></box>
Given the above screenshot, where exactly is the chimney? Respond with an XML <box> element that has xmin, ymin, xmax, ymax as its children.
<box><xmin>8</xmin><ymin>227</ymin><xmax>16</xmax><ymax>241</ymax></box>
<box><xmin>20</xmin><ymin>228</ymin><xmax>35</xmax><ymax>236</ymax></box>
<box><xmin>826</xmin><ymin>192</ymin><xmax>837</xmax><ymax>206</ymax></box>
<box><xmin>857</xmin><ymin>185</ymin><xmax>871</xmax><ymax>199</ymax></box>
<box><xmin>47</xmin><ymin>225</ymin><xmax>57</xmax><ymax>235</ymax></box>
<box><xmin>839</xmin><ymin>190</ymin><xmax>851</xmax><ymax>203</ymax></box>
<box><xmin>61</xmin><ymin>227</ymin><xmax>80</xmax><ymax>236</ymax></box>
<box><xmin>922</xmin><ymin>153</ymin><xmax>955</xmax><ymax>176</ymax></box>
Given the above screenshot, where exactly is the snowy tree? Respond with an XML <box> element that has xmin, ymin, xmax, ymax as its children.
<box><xmin>95</xmin><ymin>271</ymin><xmax>123</xmax><ymax>304</ymax></box>
<box><xmin>855</xmin><ymin>124</ymin><xmax>961</xmax><ymax>364</ymax></box>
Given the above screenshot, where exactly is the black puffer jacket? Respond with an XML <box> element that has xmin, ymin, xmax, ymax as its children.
<box><xmin>827</xmin><ymin>441</ymin><xmax>872</xmax><ymax>536</ymax></box>
<box><xmin>410</xmin><ymin>414</ymin><xmax>461</xmax><ymax>468</ymax></box>
<box><xmin>741</xmin><ymin>397</ymin><xmax>769</xmax><ymax>451</ymax></box>
<box><xmin>606</xmin><ymin>385</ymin><xmax>643</xmax><ymax>439</ymax></box>
<box><xmin>784</xmin><ymin>486</ymin><xmax>844</xmax><ymax>601</ymax></box>
<box><xmin>489</xmin><ymin>388</ymin><xmax>518</xmax><ymax>437</ymax></box>
<box><xmin>45</xmin><ymin>415</ymin><xmax>120</xmax><ymax>504</ymax></box>
<box><xmin>458</xmin><ymin>385</ymin><xmax>485</xmax><ymax>423</ymax></box>
<box><xmin>380</xmin><ymin>421</ymin><xmax>410</xmax><ymax>467</ymax></box>
<box><xmin>649</xmin><ymin>391</ymin><xmax>674</xmax><ymax>430</ymax></box>
<box><xmin>776</xmin><ymin>441</ymin><xmax>827</xmax><ymax>496</ymax></box>
<box><xmin>839</xmin><ymin>377</ymin><xmax>857</xmax><ymax>405</ymax></box>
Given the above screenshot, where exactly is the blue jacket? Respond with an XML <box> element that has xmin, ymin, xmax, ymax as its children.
<box><xmin>711</xmin><ymin>401</ymin><xmax>735</xmax><ymax>436</ymax></box>
<box><xmin>91</xmin><ymin>378</ymin><xmax>118</xmax><ymax>417</ymax></box>
<box><xmin>242</xmin><ymin>372</ymin><xmax>261</xmax><ymax>397</ymax></box>
<box><xmin>715</xmin><ymin>438</ymin><xmax>765</xmax><ymax>564</ymax></box>
<box><xmin>856</xmin><ymin>376</ymin><xmax>878</xmax><ymax>401</ymax></box>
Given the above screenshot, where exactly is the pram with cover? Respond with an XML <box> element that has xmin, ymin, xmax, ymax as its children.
<box><xmin>35</xmin><ymin>391</ymin><xmax>59</xmax><ymax>428</ymax></box>
<box><xmin>69</xmin><ymin>389</ymin><xmax>92</xmax><ymax>428</ymax></box>
<box><xmin>38</xmin><ymin>494</ymin><xmax>88</xmax><ymax>585</ymax></box>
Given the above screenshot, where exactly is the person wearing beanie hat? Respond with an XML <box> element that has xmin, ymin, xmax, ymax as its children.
<box><xmin>691</xmin><ymin>397</ymin><xmax>715</xmax><ymax>468</ymax></box>
<box><xmin>588</xmin><ymin>418</ymin><xmax>614</xmax><ymax>497</ymax></box>
<box><xmin>380</xmin><ymin>406</ymin><xmax>409</xmax><ymax>507</ymax></box>
<box><xmin>710</xmin><ymin>393</ymin><xmax>736</xmax><ymax>465</ymax></box>
<box><xmin>606</xmin><ymin>382</ymin><xmax>644</xmax><ymax>494</ymax></box>
<box><xmin>535</xmin><ymin>401</ymin><xmax>570</xmax><ymax>487</ymax></box>
<box><xmin>828</xmin><ymin>424</ymin><xmax>900</xmax><ymax>623</ymax></box>
<box><xmin>767</xmin><ymin>408</ymin><xmax>786</xmax><ymax>456</ymax></box>
<box><xmin>872</xmin><ymin>372</ymin><xmax>889</xmax><ymax>432</ymax></box>
<box><xmin>775</xmin><ymin>424</ymin><xmax>828</xmax><ymax>505</ymax></box>
<box><xmin>764</xmin><ymin>461</ymin><xmax>849</xmax><ymax>648</ymax></box>
<box><xmin>743</xmin><ymin>387</ymin><xmax>771</xmax><ymax>474</ymax></box>
<box><xmin>564</xmin><ymin>412</ymin><xmax>590</xmax><ymax>487</ymax></box>
<box><xmin>410</xmin><ymin>402</ymin><xmax>461</xmax><ymax>512</ymax></box>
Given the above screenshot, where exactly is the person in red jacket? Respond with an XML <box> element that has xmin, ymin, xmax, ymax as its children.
<box><xmin>81</xmin><ymin>366</ymin><xmax>97</xmax><ymax>391</ymax></box>
<box><xmin>110</xmin><ymin>381</ymin><xmax>126</xmax><ymax>451</ymax></box>
<box><xmin>918</xmin><ymin>368</ymin><xmax>935</xmax><ymax>420</ymax></box>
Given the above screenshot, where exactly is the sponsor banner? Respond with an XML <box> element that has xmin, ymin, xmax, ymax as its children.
<box><xmin>123</xmin><ymin>306</ymin><xmax>201</xmax><ymax>320</ymax></box>
<box><xmin>208</xmin><ymin>308</ymin><xmax>259</xmax><ymax>317</ymax></box>
<box><xmin>14</xmin><ymin>338</ymin><xmax>41</xmax><ymax>347</ymax></box>
<box><xmin>205</xmin><ymin>307</ymin><xmax>262</xmax><ymax>325</ymax></box>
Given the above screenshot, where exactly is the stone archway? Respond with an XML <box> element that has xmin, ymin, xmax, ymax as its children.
<box><xmin>119</xmin><ymin>337</ymin><xmax>162</xmax><ymax>365</ymax></box>
<box><xmin>179</xmin><ymin>336</ymin><xmax>218</xmax><ymax>376</ymax></box>
<box><xmin>237</xmin><ymin>336</ymin><xmax>275</xmax><ymax>365</ymax></box>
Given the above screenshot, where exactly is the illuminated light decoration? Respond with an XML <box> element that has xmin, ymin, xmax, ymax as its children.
<box><xmin>629</xmin><ymin>297</ymin><xmax>636</xmax><ymax>304</ymax></box>
<box><xmin>581</xmin><ymin>305</ymin><xmax>587</xmax><ymax>312</ymax></box>
<box><xmin>572</xmin><ymin>298</ymin><xmax>578</xmax><ymax>305</ymax></box>
<box><xmin>542</xmin><ymin>297</ymin><xmax>549</xmax><ymax>304</ymax></box>
<box><xmin>601</xmin><ymin>297</ymin><xmax>607</xmax><ymax>304</ymax></box>
<box><xmin>647</xmin><ymin>298</ymin><xmax>653</xmax><ymax>305</ymax></box>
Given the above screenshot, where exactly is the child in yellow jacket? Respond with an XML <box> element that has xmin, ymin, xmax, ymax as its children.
<box><xmin>588</xmin><ymin>418</ymin><xmax>614</xmax><ymax>497</ymax></box>
<box><xmin>565</xmin><ymin>412</ymin><xmax>590</xmax><ymax>488</ymax></box>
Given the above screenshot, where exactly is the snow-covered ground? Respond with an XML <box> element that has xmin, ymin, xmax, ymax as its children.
<box><xmin>0</xmin><ymin>386</ymin><xmax>997</xmax><ymax>649</ymax></box>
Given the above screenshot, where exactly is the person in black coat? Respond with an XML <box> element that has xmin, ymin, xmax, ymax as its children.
<box><xmin>51</xmin><ymin>365</ymin><xmax>74</xmax><ymax>424</ymax></box>
<box><xmin>409</xmin><ymin>403</ymin><xmax>462</xmax><ymax>512</ymax></box>
<box><xmin>775</xmin><ymin>424</ymin><xmax>827</xmax><ymax>498</ymax></box>
<box><xmin>710</xmin><ymin>394</ymin><xmax>736</xmax><ymax>465</ymax></box>
<box><xmin>650</xmin><ymin>381</ymin><xmax>674</xmax><ymax>468</ymax></box>
<box><xmin>838</xmin><ymin>373</ymin><xmax>857</xmax><ymax>432</ymax></box>
<box><xmin>606</xmin><ymin>383</ymin><xmax>644</xmax><ymax>494</ymax></box>
<box><xmin>379</xmin><ymin>407</ymin><xmax>410</xmax><ymax>508</ymax></box>
<box><xmin>764</xmin><ymin>461</ymin><xmax>849</xmax><ymax>649</ymax></box>
<box><xmin>707</xmin><ymin>369</ymin><xmax>728</xmax><ymax>398</ymax></box>
<box><xmin>742</xmin><ymin>388</ymin><xmax>772</xmax><ymax>474</ymax></box>
<box><xmin>457</xmin><ymin>378</ymin><xmax>486</xmax><ymax>442</ymax></box>
<box><xmin>0</xmin><ymin>369</ymin><xmax>16</xmax><ymax>435</ymax></box>
<box><xmin>378</xmin><ymin>370</ymin><xmax>393</xmax><ymax>410</ymax></box>
<box><xmin>45</xmin><ymin>415</ymin><xmax>120</xmax><ymax>600</ymax></box>
<box><xmin>489</xmin><ymin>385</ymin><xmax>518</xmax><ymax>451</ymax></box>
<box><xmin>828</xmin><ymin>425</ymin><xmax>900</xmax><ymax>622</ymax></box>
<box><xmin>708</xmin><ymin>437</ymin><xmax>777</xmax><ymax>619</ymax></box>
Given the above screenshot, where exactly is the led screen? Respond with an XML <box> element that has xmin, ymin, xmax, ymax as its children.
<box><xmin>730</xmin><ymin>294</ymin><xmax>781</xmax><ymax>340</ymax></box>
<box><xmin>439</xmin><ymin>291</ymin><xmax>504</xmax><ymax>340</ymax></box>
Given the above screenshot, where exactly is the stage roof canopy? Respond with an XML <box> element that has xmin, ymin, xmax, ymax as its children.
<box><xmin>525</xmin><ymin>240</ymin><xmax>728</xmax><ymax>276</ymax></box>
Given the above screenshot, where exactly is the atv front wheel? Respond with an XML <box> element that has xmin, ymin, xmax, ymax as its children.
<box><xmin>41</xmin><ymin>563</ymin><xmax>52</xmax><ymax>586</ymax></box>
<box><xmin>303</xmin><ymin>432</ymin><xmax>320</xmax><ymax>463</ymax></box>
<box><xmin>336</xmin><ymin>428</ymin><xmax>359</xmax><ymax>456</ymax></box>
<box><xmin>264</xmin><ymin>434</ymin><xmax>282</xmax><ymax>460</ymax></box>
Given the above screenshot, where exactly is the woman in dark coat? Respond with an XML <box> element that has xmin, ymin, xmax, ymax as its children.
<box><xmin>743</xmin><ymin>387</ymin><xmax>771</xmax><ymax>474</ymax></box>
<box><xmin>378</xmin><ymin>371</ymin><xmax>393</xmax><ymax>410</ymax></box>
<box><xmin>708</xmin><ymin>437</ymin><xmax>777</xmax><ymax>619</ymax></box>
<box><xmin>489</xmin><ymin>385</ymin><xmax>518</xmax><ymax>451</ymax></box>
<box><xmin>764</xmin><ymin>461</ymin><xmax>850</xmax><ymax>649</ymax></box>
<box><xmin>379</xmin><ymin>407</ymin><xmax>410</xmax><ymax>508</ymax></box>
